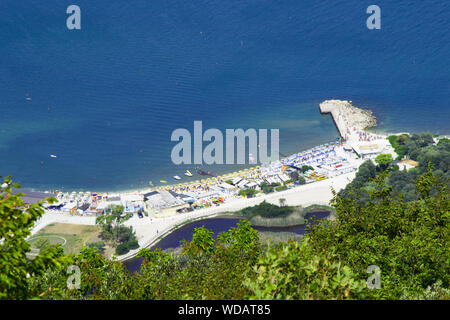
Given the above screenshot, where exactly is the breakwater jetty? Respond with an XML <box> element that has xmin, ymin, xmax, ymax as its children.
<box><xmin>319</xmin><ymin>100</ymin><xmax>377</xmax><ymax>143</ymax></box>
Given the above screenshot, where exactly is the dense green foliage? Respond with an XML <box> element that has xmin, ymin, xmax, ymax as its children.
<box><xmin>300</xmin><ymin>165</ymin><xmax>314</xmax><ymax>173</ymax></box>
<box><xmin>308</xmin><ymin>169</ymin><xmax>449</xmax><ymax>299</ymax></box>
<box><xmin>375</xmin><ymin>154</ymin><xmax>393</xmax><ymax>170</ymax></box>
<box><xmin>0</xmin><ymin>177</ymin><xmax>66</xmax><ymax>299</ymax></box>
<box><xmin>260</xmin><ymin>182</ymin><xmax>274</xmax><ymax>194</ymax></box>
<box><xmin>298</xmin><ymin>176</ymin><xmax>306</xmax><ymax>185</ymax></box>
<box><xmin>238</xmin><ymin>188</ymin><xmax>258</xmax><ymax>198</ymax></box>
<box><xmin>388</xmin><ymin>134</ymin><xmax>409</xmax><ymax>160</ymax></box>
<box><xmin>87</xmin><ymin>241</ymin><xmax>105</xmax><ymax>253</ymax></box>
<box><xmin>275</xmin><ymin>185</ymin><xmax>288</xmax><ymax>192</ymax></box>
<box><xmin>238</xmin><ymin>201</ymin><xmax>294</xmax><ymax>220</ymax></box>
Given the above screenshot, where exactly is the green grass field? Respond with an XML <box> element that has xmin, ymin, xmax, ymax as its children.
<box><xmin>28</xmin><ymin>223</ymin><xmax>105</xmax><ymax>255</ymax></box>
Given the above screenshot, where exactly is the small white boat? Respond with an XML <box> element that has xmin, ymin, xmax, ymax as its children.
<box><xmin>50</xmin><ymin>154</ymin><xmax>57</xmax><ymax>158</ymax></box>
<box><xmin>173</xmin><ymin>175</ymin><xmax>181</xmax><ymax>180</ymax></box>
<box><xmin>184</xmin><ymin>170</ymin><xmax>193</xmax><ymax>177</ymax></box>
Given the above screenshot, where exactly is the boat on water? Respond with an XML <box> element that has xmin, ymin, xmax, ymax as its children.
<box><xmin>195</xmin><ymin>167</ymin><xmax>216</xmax><ymax>177</ymax></box>
<box><xmin>50</xmin><ymin>154</ymin><xmax>57</xmax><ymax>158</ymax></box>
<box><xmin>26</xmin><ymin>97</ymin><xmax>32</xmax><ymax>101</ymax></box>
<box><xmin>184</xmin><ymin>170</ymin><xmax>193</xmax><ymax>177</ymax></box>
<box><xmin>160</xmin><ymin>180</ymin><xmax>167</xmax><ymax>183</ymax></box>
<box><xmin>173</xmin><ymin>176</ymin><xmax>181</xmax><ymax>180</ymax></box>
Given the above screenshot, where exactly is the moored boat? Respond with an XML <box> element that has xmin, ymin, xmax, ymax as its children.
<box><xmin>195</xmin><ymin>167</ymin><xmax>216</xmax><ymax>177</ymax></box>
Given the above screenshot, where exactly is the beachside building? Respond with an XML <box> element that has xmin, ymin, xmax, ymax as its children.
<box><xmin>351</xmin><ymin>140</ymin><xmax>395</xmax><ymax>159</ymax></box>
<box><xmin>217</xmin><ymin>183</ymin><xmax>237</xmax><ymax>195</ymax></box>
<box><xmin>236</xmin><ymin>179</ymin><xmax>251</xmax><ymax>189</ymax></box>
<box><xmin>121</xmin><ymin>194</ymin><xmax>144</xmax><ymax>213</ymax></box>
<box><xmin>231</xmin><ymin>177</ymin><xmax>243</xmax><ymax>185</ymax></box>
<box><xmin>10</xmin><ymin>190</ymin><xmax>57</xmax><ymax>205</ymax></box>
<box><xmin>398</xmin><ymin>160</ymin><xmax>419</xmax><ymax>171</ymax></box>
<box><xmin>143</xmin><ymin>190</ymin><xmax>188</xmax><ymax>217</ymax></box>
<box><xmin>61</xmin><ymin>202</ymin><xmax>77</xmax><ymax>214</ymax></box>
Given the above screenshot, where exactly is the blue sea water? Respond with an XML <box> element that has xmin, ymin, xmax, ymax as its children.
<box><xmin>0</xmin><ymin>0</ymin><xmax>449</xmax><ymax>191</ymax></box>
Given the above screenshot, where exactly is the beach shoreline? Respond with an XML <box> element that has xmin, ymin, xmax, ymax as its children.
<box><xmin>28</xmin><ymin>99</ymin><xmax>401</xmax><ymax>261</ymax></box>
<box><xmin>22</xmin><ymin>100</ymin><xmax>392</xmax><ymax>196</ymax></box>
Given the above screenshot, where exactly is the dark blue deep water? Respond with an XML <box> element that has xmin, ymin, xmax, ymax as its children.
<box><xmin>1</xmin><ymin>1</ymin><xmax>449</xmax><ymax>191</ymax></box>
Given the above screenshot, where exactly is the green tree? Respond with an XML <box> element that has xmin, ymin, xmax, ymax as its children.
<box><xmin>238</xmin><ymin>189</ymin><xmax>258</xmax><ymax>198</ymax></box>
<box><xmin>245</xmin><ymin>239</ymin><xmax>366</xmax><ymax>299</ymax></box>
<box><xmin>301</xmin><ymin>165</ymin><xmax>314</xmax><ymax>173</ymax></box>
<box><xmin>0</xmin><ymin>177</ymin><xmax>64</xmax><ymax>299</ymax></box>
<box><xmin>308</xmin><ymin>168</ymin><xmax>449</xmax><ymax>299</ymax></box>
<box><xmin>375</xmin><ymin>154</ymin><xmax>393</xmax><ymax>171</ymax></box>
<box><xmin>87</xmin><ymin>241</ymin><xmax>105</xmax><ymax>253</ymax></box>
<box><xmin>96</xmin><ymin>204</ymin><xmax>133</xmax><ymax>245</ymax></box>
<box><xmin>181</xmin><ymin>226</ymin><xmax>215</xmax><ymax>257</ymax></box>
<box><xmin>298</xmin><ymin>176</ymin><xmax>306</xmax><ymax>185</ymax></box>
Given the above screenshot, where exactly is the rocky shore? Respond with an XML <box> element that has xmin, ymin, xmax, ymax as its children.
<box><xmin>319</xmin><ymin>100</ymin><xmax>378</xmax><ymax>142</ymax></box>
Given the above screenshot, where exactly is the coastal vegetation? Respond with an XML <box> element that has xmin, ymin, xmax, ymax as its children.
<box><xmin>300</xmin><ymin>165</ymin><xmax>314</xmax><ymax>173</ymax></box>
<box><xmin>257</xmin><ymin>231</ymin><xmax>303</xmax><ymax>244</ymax></box>
<box><xmin>238</xmin><ymin>188</ymin><xmax>259</xmax><ymax>198</ymax></box>
<box><xmin>374</xmin><ymin>153</ymin><xmax>393</xmax><ymax>170</ymax></box>
<box><xmin>275</xmin><ymin>185</ymin><xmax>288</xmax><ymax>192</ymax></box>
<box><xmin>249</xmin><ymin>210</ymin><xmax>305</xmax><ymax>227</ymax></box>
<box><xmin>260</xmin><ymin>182</ymin><xmax>275</xmax><ymax>194</ymax></box>
<box><xmin>87</xmin><ymin>241</ymin><xmax>106</xmax><ymax>254</ymax></box>
<box><xmin>238</xmin><ymin>201</ymin><xmax>294</xmax><ymax>220</ymax></box>
<box><xmin>233</xmin><ymin>201</ymin><xmax>333</xmax><ymax>228</ymax></box>
<box><xmin>298</xmin><ymin>176</ymin><xmax>306</xmax><ymax>185</ymax></box>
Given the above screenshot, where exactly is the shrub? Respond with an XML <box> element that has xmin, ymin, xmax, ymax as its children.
<box><xmin>239</xmin><ymin>201</ymin><xmax>293</xmax><ymax>219</ymax></box>
<box><xmin>275</xmin><ymin>185</ymin><xmax>287</xmax><ymax>192</ymax></box>
<box><xmin>87</xmin><ymin>241</ymin><xmax>105</xmax><ymax>252</ymax></box>
<box><xmin>298</xmin><ymin>176</ymin><xmax>306</xmax><ymax>185</ymax></box>
<box><xmin>115</xmin><ymin>243</ymin><xmax>130</xmax><ymax>255</ymax></box>
<box><xmin>127</xmin><ymin>240</ymin><xmax>139</xmax><ymax>250</ymax></box>
<box><xmin>301</xmin><ymin>165</ymin><xmax>314</xmax><ymax>173</ymax></box>
<box><xmin>262</xmin><ymin>186</ymin><xmax>274</xmax><ymax>194</ymax></box>
<box><xmin>239</xmin><ymin>189</ymin><xmax>258</xmax><ymax>197</ymax></box>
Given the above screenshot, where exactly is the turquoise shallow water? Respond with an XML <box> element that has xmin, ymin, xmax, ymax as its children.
<box><xmin>0</xmin><ymin>0</ymin><xmax>449</xmax><ymax>191</ymax></box>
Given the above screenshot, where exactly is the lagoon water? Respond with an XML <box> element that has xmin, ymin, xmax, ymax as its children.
<box><xmin>124</xmin><ymin>212</ymin><xmax>329</xmax><ymax>273</ymax></box>
<box><xmin>0</xmin><ymin>0</ymin><xmax>449</xmax><ymax>191</ymax></box>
